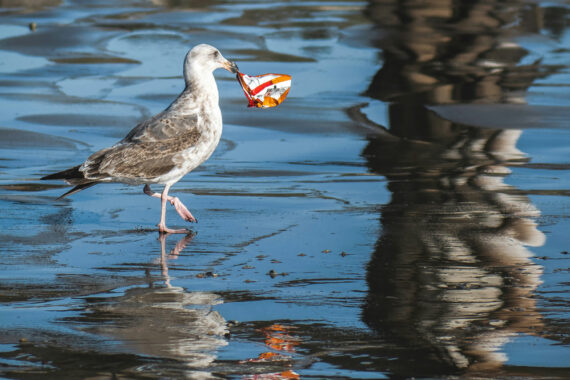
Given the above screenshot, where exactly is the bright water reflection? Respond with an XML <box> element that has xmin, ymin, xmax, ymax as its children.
<box><xmin>0</xmin><ymin>0</ymin><xmax>569</xmax><ymax>378</ymax></box>
<box><xmin>358</xmin><ymin>0</ymin><xmax>563</xmax><ymax>375</ymax></box>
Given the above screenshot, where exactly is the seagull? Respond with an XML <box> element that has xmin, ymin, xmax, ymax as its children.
<box><xmin>41</xmin><ymin>44</ymin><xmax>239</xmax><ymax>234</ymax></box>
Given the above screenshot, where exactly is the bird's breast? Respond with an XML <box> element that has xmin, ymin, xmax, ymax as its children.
<box><xmin>175</xmin><ymin>113</ymin><xmax>222</xmax><ymax>172</ymax></box>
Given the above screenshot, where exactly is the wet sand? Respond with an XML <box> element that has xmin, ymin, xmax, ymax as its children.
<box><xmin>0</xmin><ymin>0</ymin><xmax>569</xmax><ymax>378</ymax></box>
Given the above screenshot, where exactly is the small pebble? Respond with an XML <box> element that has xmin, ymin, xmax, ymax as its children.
<box><xmin>196</xmin><ymin>271</ymin><xmax>217</xmax><ymax>278</ymax></box>
<box><xmin>267</xmin><ymin>269</ymin><xmax>288</xmax><ymax>278</ymax></box>
<box><xmin>29</xmin><ymin>22</ymin><xmax>37</xmax><ymax>32</ymax></box>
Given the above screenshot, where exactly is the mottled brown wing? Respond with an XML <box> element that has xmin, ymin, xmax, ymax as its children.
<box><xmin>123</xmin><ymin>109</ymin><xmax>200</xmax><ymax>143</ymax></box>
<box><xmin>82</xmin><ymin>123</ymin><xmax>202</xmax><ymax>181</ymax></box>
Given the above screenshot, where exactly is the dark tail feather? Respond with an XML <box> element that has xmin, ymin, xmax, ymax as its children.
<box><xmin>41</xmin><ymin>165</ymin><xmax>83</xmax><ymax>181</ymax></box>
<box><xmin>41</xmin><ymin>165</ymin><xmax>98</xmax><ymax>199</ymax></box>
<box><xmin>56</xmin><ymin>181</ymin><xmax>98</xmax><ymax>200</ymax></box>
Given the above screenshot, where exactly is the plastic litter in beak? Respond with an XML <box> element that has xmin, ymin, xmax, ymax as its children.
<box><xmin>236</xmin><ymin>72</ymin><xmax>291</xmax><ymax>108</ymax></box>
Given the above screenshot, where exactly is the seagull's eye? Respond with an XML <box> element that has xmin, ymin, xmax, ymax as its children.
<box><xmin>212</xmin><ymin>51</ymin><xmax>220</xmax><ymax>58</ymax></box>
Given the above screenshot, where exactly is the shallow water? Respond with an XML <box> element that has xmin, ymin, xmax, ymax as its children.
<box><xmin>0</xmin><ymin>0</ymin><xmax>569</xmax><ymax>378</ymax></box>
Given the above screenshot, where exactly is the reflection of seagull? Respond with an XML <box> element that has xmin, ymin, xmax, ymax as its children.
<box><xmin>88</xmin><ymin>232</ymin><xmax>228</xmax><ymax>370</ymax></box>
<box><xmin>41</xmin><ymin>44</ymin><xmax>239</xmax><ymax>233</ymax></box>
<box><xmin>158</xmin><ymin>232</ymin><xmax>195</xmax><ymax>288</ymax></box>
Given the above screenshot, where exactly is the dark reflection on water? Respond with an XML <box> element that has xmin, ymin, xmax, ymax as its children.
<box><xmin>359</xmin><ymin>0</ymin><xmax>559</xmax><ymax>376</ymax></box>
<box><xmin>363</xmin><ymin>125</ymin><xmax>545</xmax><ymax>374</ymax></box>
<box><xmin>364</xmin><ymin>0</ymin><xmax>564</xmax><ymax>105</ymax></box>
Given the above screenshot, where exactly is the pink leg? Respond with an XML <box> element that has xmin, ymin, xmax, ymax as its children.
<box><xmin>170</xmin><ymin>197</ymin><xmax>197</xmax><ymax>223</ymax></box>
<box><xmin>144</xmin><ymin>184</ymin><xmax>194</xmax><ymax>234</ymax></box>
<box><xmin>144</xmin><ymin>184</ymin><xmax>197</xmax><ymax>223</ymax></box>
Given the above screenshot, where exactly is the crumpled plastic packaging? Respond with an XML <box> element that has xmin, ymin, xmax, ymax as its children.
<box><xmin>236</xmin><ymin>72</ymin><xmax>291</xmax><ymax>108</ymax></box>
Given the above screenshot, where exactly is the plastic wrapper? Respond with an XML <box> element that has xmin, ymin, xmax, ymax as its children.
<box><xmin>236</xmin><ymin>72</ymin><xmax>291</xmax><ymax>108</ymax></box>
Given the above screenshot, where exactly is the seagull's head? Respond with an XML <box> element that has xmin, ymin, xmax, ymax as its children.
<box><xmin>185</xmin><ymin>44</ymin><xmax>239</xmax><ymax>77</ymax></box>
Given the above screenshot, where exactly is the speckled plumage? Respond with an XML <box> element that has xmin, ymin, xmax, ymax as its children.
<box><xmin>42</xmin><ymin>44</ymin><xmax>239</xmax><ymax>233</ymax></box>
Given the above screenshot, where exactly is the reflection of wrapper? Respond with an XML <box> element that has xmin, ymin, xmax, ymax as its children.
<box><xmin>236</xmin><ymin>72</ymin><xmax>291</xmax><ymax>108</ymax></box>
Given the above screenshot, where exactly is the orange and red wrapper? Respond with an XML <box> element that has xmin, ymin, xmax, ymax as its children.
<box><xmin>236</xmin><ymin>72</ymin><xmax>291</xmax><ymax>108</ymax></box>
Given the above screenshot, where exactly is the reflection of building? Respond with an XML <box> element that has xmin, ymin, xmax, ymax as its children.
<box><xmin>357</xmin><ymin>0</ymin><xmax>552</xmax><ymax>375</ymax></box>
<box><xmin>364</xmin><ymin>0</ymin><xmax>550</xmax><ymax>105</ymax></box>
<box><xmin>362</xmin><ymin>123</ymin><xmax>544</xmax><ymax>373</ymax></box>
